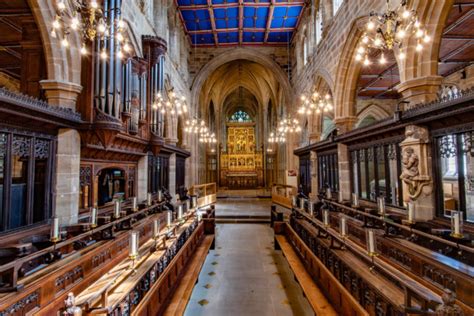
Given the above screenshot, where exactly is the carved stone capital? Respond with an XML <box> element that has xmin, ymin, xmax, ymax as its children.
<box><xmin>334</xmin><ymin>116</ymin><xmax>357</xmax><ymax>134</ymax></box>
<box><xmin>396</xmin><ymin>76</ymin><xmax>443</xmax><ymax>109</ymax></box>
<box><xmin>40</xmin><ymin>80</ymin><xmax>83</xmax><ymax>110</ymax></box>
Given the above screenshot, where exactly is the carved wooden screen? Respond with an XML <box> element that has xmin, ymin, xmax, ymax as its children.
<box><xmin>176</xmin><ymin>155</ymin><xmax>186</xmax><ymax>197</ymax></box>
<box><xmin>318</xmin><ymin>151</ymin><xmax>338</xmax><ymax>194</ymax></box>
<box><xmin>299</xmin><ymin>154</ymin><xmax>311</xmax><ymax>196</ymax></box>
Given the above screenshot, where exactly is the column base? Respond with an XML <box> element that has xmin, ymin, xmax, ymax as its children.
<box><xmin>40</xmin><ymin>80</ymin><xmax>83</xmax><ymax>110</ymax></box>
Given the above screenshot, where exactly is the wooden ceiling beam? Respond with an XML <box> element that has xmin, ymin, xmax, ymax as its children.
<box><xmin>443</xmin><ymin>34</ymin><xmax>474</xmax><ymax>40</ymax></box>
<box><xmin>188</xmin><ymin>26</ymin><xmax>294</xmax><ymax>34</ymax></box>
<box><xmin>238</xmin><ymin>0</ymin><xmax>243</xmax><ymax>45</ymax></box>
<box><xmin>439</xmin><ymin>41</ymin><xmax>473</xmax><ymax>62</ymax></box>
<box><xmin>443</xmin><ymin>7</ymin><xmax>473</xmax><ymax>34</ymax></box>
<box><xmin>206</xmin><ymin>0</ymin><xmax>219</xmax><ymax>47</ymax></box>
<box><xmin>264</xmin><ymin>0</ymin><xmax>275</xmax><ymax>43</ymax></box>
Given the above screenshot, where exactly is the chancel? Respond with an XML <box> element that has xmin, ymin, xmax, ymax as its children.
<box><xmin>0</xmin><ymin>0</ymin><xmax>472</xmax><ymax>315</ymax></box>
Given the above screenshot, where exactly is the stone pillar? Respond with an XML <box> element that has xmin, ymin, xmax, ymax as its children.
<box><xmin>169</xmin><ymin>153</ymin><xmax>177</xmax><ymax>202</ymax></box>
<box><xmin>399</xmin><ymin>125</ymin><xmax>434</xmax><ymax>221</ymax></box>
<box><xmin>137</xmin><ymin>155</ymin><xmax>148</xmax><ymax>202</ymax></box>
<box><xmin>309</xmin><ymin>132</ymin><xmax>321</xmax><ymax>144</ymax></box>
<box><xmin>40</xmin><ymin>80</ymin><xmax>83</xmax><ymax>110</ymax></box>
<box><xmin>310</xmin><ymin>150</ymin><xmax>318</xmax><ymax>199</ymax></box>
<box><xmin>334</xmin><ymin>116</ymin><xmax>357</xmax><ymax>135</ymax></box>
<box><xmin>55</xmin><ymin>129</ymin><xmax>81</xmax><ymax>225</ymax></box>
<box><xmin>337</xmin><ymin>143</ymin><xmax>351</xmax><ymax>201</ymax></box>
<box><xmin>396</xmin><ymin>76</ymin><xmax>443</xmax><ymax>109</ymax></box>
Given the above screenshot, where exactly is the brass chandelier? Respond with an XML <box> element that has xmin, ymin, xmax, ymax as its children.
<box><xmin>52</xmin><ymin>0</ymin><xmax>131</xmax><ymax>58</ymax></box>
<box><xmin>184</xmin><ymin>119</ymin><xmax>216</xmax><ymax>144</ymax></box>
<box><xmin>152</xmin><ymin>90</ymin><xmax>188</xmax><ymax>116</ymax></box>
<box><xmin>298</xmin><ymin>91</ymin><xmax>333</xmax><ymax>115</ymax></box>
<box><xmin>355</xmin><ymin>0</ymin><xmax>430</xmax><ymax>65</ymax></box>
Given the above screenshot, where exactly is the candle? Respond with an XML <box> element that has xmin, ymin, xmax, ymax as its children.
<box><xmin>90</xmin><ymin>207</ymin><xmax>98</xmax><ymax>227</ymax></box>
<box><xmin>51</xmin><ymin>217</ymin><xmax>60</xmax><ymax>241</ymax></box>
<box><xmin>186</xmin><ymin>200</ymin><xmax>190</xmax><ymax>212</ymax></box>
<box><xmin>158</xmin><ymin>190</ymin><xmax>163</xmax><ymax>202</ymax></box>
<box><xmin>129</xmin><ymin>231</ymin><xmax>139</xmax><ymax>259</ymax></box>
<box><xmin>147</xmin><ymin>193</ymin><xmax>152</xmax><ymax>206</ymax></box>
<box><xmin>309</xmin><ymin>201</ymin><xmax>314</xmax><ymax>216</ymax></box>
<box><xmin>300</xmin><ymin>197</ymin><xmax>305</xmax><ymax>210</ymax></box>
<box><xmin>166</xmin><ymin>211</ymin><xmax>172</xmax><ymax>227</ymax></box>
<box><xmin>378</xmin><ymin>197</ymin><xmax>385</xmax><ymax>217</ymax></box>
<box><xmin>153</xmin><ymin>219</ymin><xmax>160</xmax><ymax>239</ymax></box>
<box><xmin>178</xmin><ymin>205</ymin><xmax>183</xmax><ymax>220</ymax></box>
<box><xmin>352</xmin><ymin>193</ymin><xmax>359</xmax><ymax>207</ymax></box>
<box><xmin>340</xmin><ymin>216</ymin><xmax>347</xmax><ymax>237</ymax></box>
<box><xmin>451</xmin><ymin>211</ymin><xmax>463</xmax><ymax>237</ymax></box>
<box><xmin>407</xmin><ymin>202</ymin><xmax>415</xmax><ymax>223</ymax></box>
<box><xmin>323</xmin><ymin>209</ymin><xmax>330</xmax><ymax>227</ymax></box>
<box><xmin>327</xmin><ymin>187</ymin><xmax>332</xmax><ymax>200</ymax></box>
<box><xmin>367</xmin><ymin>229</ymin><xmax>376</xmax><ymax>255</ymax></box>
<box><xmin>133</xmin><ymin>197</ymin><xmax>138</xmax><ymax>212</ymax></box>
<box><xmin>114</xmin><ymin>200</ymin><xmax>121</xmax><ymax>219</ymax></box>
<box><xmin>192</xmin><ymin>196</ymin><xmax>197</xmax><ymax>208</ymax></box>
<box><xmin>339</xmin><ymin>191</ymin><xmax>343</xmax><ymax>203</ymax></box>
<box><xmin>292</xmin><ymin>196</ymin><xmax>297</xmax><ymax>207</ymax></box>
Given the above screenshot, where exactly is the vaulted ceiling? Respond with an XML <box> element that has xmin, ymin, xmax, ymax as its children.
<box><xmin>176</xmin><ymin>0</ymin><xmax>305</xmax><ymax>46</ymax></box>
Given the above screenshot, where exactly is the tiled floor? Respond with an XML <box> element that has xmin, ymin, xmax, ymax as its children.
<box><xmin>215</xmin><ymin>198</ymin><xmax>271</xmax><ymax>218</ymax></box>
<box><xmin>184</xmin><ymin>223</ymin><xmax>313</xmax><ymax>316</ymax></box>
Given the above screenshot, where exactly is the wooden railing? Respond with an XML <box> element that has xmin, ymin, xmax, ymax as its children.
<box><xmin>271</xmin><ymin>184</ymin><xmax>296</xmax><ymax>209</ymax></box>
<box><xmin>189</xmin><ymin>183</ymin><xmax>217</xmax><ymax>208</ymax></box>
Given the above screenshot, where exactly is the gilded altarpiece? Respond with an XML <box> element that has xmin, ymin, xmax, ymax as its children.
<box><xmin>220</xmin><ymin>123</ymin><xmax>263</xmax><ymax>188</ymax></box>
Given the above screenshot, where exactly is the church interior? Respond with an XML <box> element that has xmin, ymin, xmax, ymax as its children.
<box><xmin>0</xmin><ymin>0</ymin><xmax>473</xmax><ymax>315</ymax></box>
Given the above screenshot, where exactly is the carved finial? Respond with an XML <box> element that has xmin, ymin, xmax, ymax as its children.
<box><xmin>63</xmin><ymin>292</ymin><xmax>82</xmax><ymax>316</ymax></box>
<box><xmin>435</xmin><ymin>289</ymin><xmax>463</xmax><ymax>315</ymax></box>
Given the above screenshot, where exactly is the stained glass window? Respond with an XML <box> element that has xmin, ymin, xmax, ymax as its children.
<box><xmin>229</xmin><ymin>110</ymin><xmax>252</xmax><ymax>122</ymax></box>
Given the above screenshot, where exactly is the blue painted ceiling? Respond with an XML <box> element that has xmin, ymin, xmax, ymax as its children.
<box><xmin>176</xmin><ymin>0</ymin><xmax>305</xmax><ymax>46</ymax></box>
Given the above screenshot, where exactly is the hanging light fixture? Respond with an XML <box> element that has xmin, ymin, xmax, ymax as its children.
<box><xmin>184</xmin><ymin>119</ymin><xmax>217</xmax><ymax>144</ymax></box>
<box><xmin>268</xmin><ymin>131</ymin><xmax>287</xmax><ymax>144</ymax></box>
<box><xmin>355</xmin><ymin>0</ymin><xmax>430</xmax><ymax>65</ymax></box>
<box><xmin>52</xmin><ymin>0</ymin><xmax>132</xmax><ymax>59</ymax></box>
<box><xmin>277</xmin><ymin>116</ymin><xmax>302</xmax><ymax>134</ymax></box>
<box><xmin>152</xmin><ymin>89</ymin><xmax>188</xmax><ymax>117</ymax></box>
<box><xmin>298</xmin><ymin>91</ymin><xmax>333</xmax><ymax>115</ymax></box>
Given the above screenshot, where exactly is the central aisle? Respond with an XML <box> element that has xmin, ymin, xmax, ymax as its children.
<box><xmin>184</xmin><ymin>205</ymin><xmax>313</xmax><ymax>316</ymax></box>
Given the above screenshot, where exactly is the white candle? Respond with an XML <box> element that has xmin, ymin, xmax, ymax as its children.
<box><xmin>299</xmin><ymin>197</ymin><xmax>305</xmax><ymax>210</ymax></box>
<box><xmin>90</xmin><ymin>207</ymin><xmax>98</xmax><ymax>227</ymax></box>
<box><xmin>309</xmin><ymin>201</ymin><xmax>314</xmax><ymax>216</ymax></box>
<box><xmin>153</xmin><ymin>219</ymin><xmax>160</xmax><ymax>239</ymax></box>
<box><xmin>158</xmin><ymin>190</ymin><xmax>163</xmax><ymax>202</ymax></box>
<box><xmin>367</xmin><ymin>229</ymin><xmax>376</xmax><ymax>255</ymax></box>
<box><xmin>51</xmin><ymin>217</ymin><xmax>60</xmax><ymax>241</ymax></box>
<box><xmin>114</xmin><ymin>200</ymin><xmax>121</xmax><ymax>219</ymax></box>
<box><xmin>186</xmin><ymin>200</ymin><xmax>190</xmax><ymax>212</ymax></box>
<box><xmin>339</xmin><ymin>191</ymin><xmax>343</xmax><ymax>203</ymax></box>
<box><xmin>323</xmin><ymin>209</ymin><xmax>330</xmax><ymax>227</ymax></box>
<box><xmin>378</xmin><ymin>197</ymin><xmax>385</xmax><ymax>217</ymax></box>
<box><xmin>451</xmin><ymin>211</ymin><xmax>463</xmax><ymax>236</ymax></box>
<box><xmin>147</xmin><ymin>193</ymin><xmax>152</xmax><ymax>206</ymax></box>
<box><xmin>178</xmin><ymin>205</ymin><xmax>183</xmax><ymax>220</ymax></box>
<box><xmin>292</xmin><ymin>196</ymin><xmax>297</xmax><ymax>207</ymax></box>
<box><xmin>352</xmin><ymin>193</ymin><xmax>359</xmax><ymax>207</ymax></box>
<box><xmin>192</xmin><ymin>196</ymin><xmax>197</xmax><ymax>208</ymax></box>
<box><xmin>166</xmin><ymin>211</ymin><xmax>172</xmax><ymax>226</ymax></box>
<box><xmin>340</xmin><ymin>216</ymin><xmax>347</xmax><ymax>237</ymax></box>
<box><xmin>408</xmin><ymin>202</ymin><xmax>415</xmax><ymax>222</ymax></box>
<box><xmin>129</xmin><ymin>231</ymin><xmax>139</xmax><ymax>259</ymax></box>
<box><xmin>132</xmin><ymin>197</ymin><xmax>138</xmax><ymax>212</ymax></box>
<box><xmin>327</xmin><ymin>187</ymin><xmax>332</xmax><ymax>200</ymax></box>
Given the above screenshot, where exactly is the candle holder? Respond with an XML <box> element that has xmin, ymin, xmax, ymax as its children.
<box><xmin>147</xmin><ymin>193</ymin><xmax>153</xmax><ymax>207</ymax></box>
<box><xmin>406</xmin><ymin>201</ymin><xmax>415</xmax><ymax>224</ymax></box>
<box><xmin>339</xmin><ymin>215</ymin><xmax>348</xmax><ymax>250</ymax></box>
<box><xmin>131</xmin><ymin>197</ymin><xmax>138</xmax><ymax>212</ymax></box>
<box><xmin>129</xmin><ymin>231</ymin><xmax>139</xmax><ymax>274</ymax></box>
<box><xmin>450</xmin><ymin>211</ymin><xmax>464</xmax><ymax>238</ymax></box>
<box><xmin>90</xmin><ymin>207</ymin><xmax>98</xmax><ymax>228</ymax></box>
<box><xmin>50</xmin><ymin>217</ymin><xmax>61</xmax><ymax>244</ymax></box>
<box><xmin>366</xmin><ymin>228</ymin><xmax>378</xmax><ymax>257</ymax></box>
<box><xmin>114</xmin><ymin>200</ymin><xmax>121</xmax><ymax>219</ymax></box>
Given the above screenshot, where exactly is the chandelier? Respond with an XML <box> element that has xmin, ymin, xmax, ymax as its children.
<box><xmin>52</xmin><ymin>0</ymin><xmax>131</xmax><ymax>58</ymax></box>
<box><xmin>355</xmin><ymin>0</ymin><xmax>430</xmax><ymax>65</ymax></box>
<box><xmin>277</xmin><ymin>116</ymin><xmax>302</xmax><ymax>134</ymax></box>
<box><xmin>152</xmin><ymin>90</ymin><xmax>188</xmax><ymax>116</ymax></box>
<box><xmin>184</xmin><ymin>119</ymin><xmax>216</xmax><ymax>143</ymax></box>
<box><xmin>268</xmin><ymin>131</ymin><xmax>287</xmax><ymax>144</ymax></box>
<box><xmin>298</xmin><ymin>92</ymin><xmax>333</xmax><ymax>115</ymax></box>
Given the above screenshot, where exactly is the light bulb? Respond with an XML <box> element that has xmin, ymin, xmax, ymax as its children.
<box><xmin>61</xmin><ymin>38</ymin><xmax>69</xmax><ymax>47</ymax></box>
<box><xmin>357</xmin><ymin>46</ymin><xmax>365</xmax><ymax>54</ymax></box>
<box><xmin>117</xmin><ymin>50</ymin><xmax>123</xmax><ymax>59</ymax></box>
<box><xmin>399</xmin><ymin>52</ymin><xmax>406</xmax><ymax>60</ymax></box>
<box><xmin>123</xmin><ymin>43</ymin><xmax>131</xmax><ymax>52</ymax></box>
<box><xmin>414</xmin><ymin>20</ymin><xmax>421</xmax><ymax>28</ymax></box>
<box><xmin>57</xmin><ymin>1</ymin><xmax>66</xmax><ymax>10</ymax></box>
<box><xmin>355</xmin><ymin>54</ymin><xmax>362</xmax><ymax>61</ymax></box>
<box><xmin>397</xmin><ymin>29</ymin><xmax>406</xmax><ymax>39</ymax></box>
<box><xmin>80</xmin><ymin>45</ymin><xmax>87</xmax><ymax>55</ymax></box>
<box><xmin>379</xmin><ymin>54</ymin><xmax>386</xmax><ymax>64</ymax></box>
<box><xmin>374</xmin><ymin>38</ymin><xmax>382</xmax><ymax>46</ymax></box>
<box><xmin>71</xmin><ymin>17</ymin><xmax>79</xmax><ymax>30</ymax></box>
<box><xmin>116</xmin><ymin>33</ymin><xmax>124</xmax><ymax>42</ymax></box>
<box><xmin>100</xmin><ymin>50</ymin><xmax>107</xmax><ymax>59</ymax></box>
<box><xmin>52</xmin><ymin>19</ymin><xmax>61</xmax><ymax>29</ymax></box>
<box><xmin>362</xmin><ymin>36</ymin><xmax>369</xmax><ymax>44</ymax></box>
<box><xmin>367</xmin><ymin>21</ymin><xmax>375</xmax><ymax>30</ymax></box>
<box><xmin>416</xmin><ymin>29</ymin><xmax>424</xmax><ymax>38</ymax></box>
<box><xmin>316</xmin><ymin>109</ymin><xmax>321</xmax><ymax>114</ymax></box>
<box><xmin>363</xmin><ymin>56</ymin><xmax>370</xmax><ymax>66</ymax></box>
<box><xmin>416</xmin><ymin>42</ymin><xmax>423</xmax><ymax>52</ymax></box>
<box><xmin>118</xmin><ymin>19</ymin><xmax>125</xmax><ymax>29</ymax></box>
<box><xmin>423</xmin><ymin>34</ymin><xmax>431</xmax><ymax>43</ymax></box>
<box><xmin>402</xmin><ymin>10</ymin><xmax>411</xmax><ymax>19</ymax></box>
<box><xmin>98</xmin><ymin>23</ymin><xmax>106</xmax><ymax>33</ymax></box>
<box><xmin>91</xmin><ymin>1</ymin><xmax>98</xmax><ymax>9</ymax></box>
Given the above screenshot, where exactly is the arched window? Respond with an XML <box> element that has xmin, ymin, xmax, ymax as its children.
<box><xmin>333</xmin><ymin>0</ymin><xmax>344</xmax><ymax>15</ymax></box>
<box><xmin>229</xmin><ymin>110</ymin><xmax>252</xmax><ymax>122</ymax></box>
<box><xmin>315</xmin><ymin>10</ymin><xmax>322</xmax><ymax>45</ymax></box>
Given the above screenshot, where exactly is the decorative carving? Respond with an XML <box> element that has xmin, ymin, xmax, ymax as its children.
<box><xmin>80</xmin><ymin>166</ymin><xmax>92</xmax><ymax>186</ymax></box>
<box><xmin>435</xmin><ymin>289</ymin><xmax>464</xmax><ymax>316</ymax></box>
<box><xmin>12</xmin><ymin>136</ymin><xmax>31</xmax><ymax>157</ymax></box>
<box><xmin>1</xmin><ymin>291</ymin><xmax>40</xmax><ymax>315</ymax></box>
<box><xmin>63</xmin><ymin>292</ymin><xmax>82</xmax><ymax>316</ymax></box>
<box><xmin>35</xmin><ymin>139</ymin><xmax>50</xmax><ymax>159</ymax></box>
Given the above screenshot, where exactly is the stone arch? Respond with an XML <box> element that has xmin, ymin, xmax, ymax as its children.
<box><xmin>191</xmin><ymin>47</ymin><xmax>292</xmax><ymax>112</ymax></box>
<box><xmin>28</xmin><ymin>0</ymin><xmax>82</xmax><ymax>84</ymax></box>
<box><xmin>355</xmin><ymin>104</ymin><xmax>390</xmax><ymax>128</ymax></box>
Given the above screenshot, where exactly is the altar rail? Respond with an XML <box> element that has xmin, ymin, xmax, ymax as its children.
<box><xmin>189</xmin><ymin>183</ymin><xmax>217</xmax><ymax>208</ymax></box>
<box><xmin>271</xmin><ymin>184</ymin><xmax>296</xmax><ymax>209</ymax></box>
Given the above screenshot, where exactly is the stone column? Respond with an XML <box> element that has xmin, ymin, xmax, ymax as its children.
<box><xmin>169</xmin><ymin>153</ymin><xmax>177</xmax><ymax>203</ymax></box>
<box><xmin>310</xmin><ymin>150</ymin><xmax>318</xmax><ymax>199</ymax></box>
<box><xmin>396</xmin><ymin>76</ymin><xmax>443</xmax><ymax>109</ymax></box>
<box><xmin>334</xmin><ymin>116</ymin><xmax>357</xmax><ymax>134</ymax></box>
<box><xmin>337</xmin><ymin>143</ymin><xmax>351</xmax><ymax>201</ymax></box>
<box><xmin>399</xmin><ymin>125</ymin><xmax>434</xmax><ymax>221</ymax></box>
<box><xmin>40</xmin><ymin>80</ymin><xmax>83</xmax><ymax>110</ymax></box>
<box><xmin>137</xmin><ymin>155</ymin><xmax>148</xmax><ymax>202</ymax></box>
<box><xmin>54</xmin><ymin>129</ymin><xmax>81</xmax><ymax>225</ymax></box>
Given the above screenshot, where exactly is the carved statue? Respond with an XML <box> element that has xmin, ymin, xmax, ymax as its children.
<box><xmin>400</xmin><ymin>147</ymin><xmax>428</xmax><ymax>199</ymax></box>
<box><xmin>435</xmin><ymin>289</ymin><xmax>463</xmax><ymax>316</ymax></box>
<box><xmin>63</xmin><ymin>292</ymin><xmax>82</xmax><ymax>316</ymax></box>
